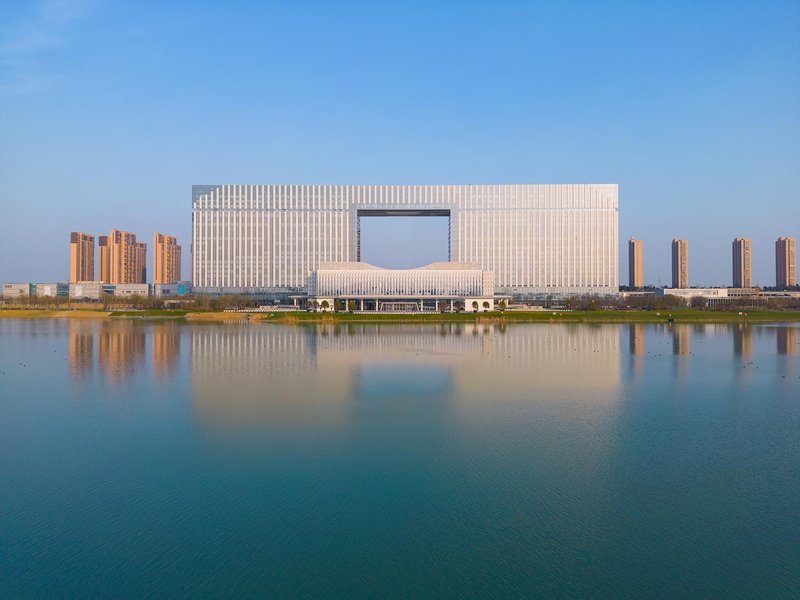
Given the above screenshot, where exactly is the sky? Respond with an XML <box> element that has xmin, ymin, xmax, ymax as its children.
<box><xmin>1</xmin><ymin>0</ymin><xmax>798</xmax><ymax>287</ymax></box>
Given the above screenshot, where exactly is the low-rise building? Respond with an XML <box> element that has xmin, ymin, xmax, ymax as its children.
<box><xmin>308</xmin><ymin>262</ymin><xmax>495</xmax><ymax>311</ymax></box>
<box><xmin>114</xmin><ymin>283</ymin><xmax>151</xmax><ymax>298</ymax></box>
<box><xmin>659</xmin><ymin>287</ymin><xmax>729</xmax><ymax>300</ymax></box>
<box><xmin>2</xmin><ymin>283</ymin><xmax>34</xmax><ymax>299</ymax></box>
<box><xmin>69</xmin><ymin>281</ymin><xmax>114</xmax><ymax>301</ymax></box>
<box><xmin>154</xmin><ymin>282</ymin><xmax>191</xmax><ymax>298</ymax></box>
<box><xmin>35</xmin><ymin>282</ymin><xmax>70</xmax><ymax>298</ymax></box>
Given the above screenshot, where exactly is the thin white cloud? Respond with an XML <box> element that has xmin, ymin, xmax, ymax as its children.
<box><xmin>0</xmin><ymin>0</ymin><xmax>96</xmax><ymax>96</ymax></box>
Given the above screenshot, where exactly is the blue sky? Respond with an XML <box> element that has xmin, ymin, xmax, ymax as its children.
<box><xmin>1</xmin><ymin>0</ymin><xmax>798</xmax><ymax>286</ymax></box>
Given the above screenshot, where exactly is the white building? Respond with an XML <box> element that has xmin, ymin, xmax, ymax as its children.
<box><xmin>114</xmin><ymin>283</ymin><xmax>151</xmax><ymax>298</ymax></box>
<box><xmin>2</xmin><ymin>283</ymin><xmax>34</xmax><ymax>299</ymax></box>
<box><xmin>660</xmin><ymin>288</ymin><xmax>729</xmax><ymax>300</ymax></box>
<box><xmin>192</xmin><ymin>184</ymin><xmax>619</xmax><ymax>297</ymax></box>
<box><xmin>35</xmin><ymin>282</ymin><xmax>69</xmax><ymax>298</ymax></box>
<box><xmin>308</xmin><ymin>262</ymin><xmax>495</xmax><ymax>310</ymax></box>
<box><xmin>69</xmin><ymin>281</ymin><xmax>111</xmax><ymax>301</ymax></box>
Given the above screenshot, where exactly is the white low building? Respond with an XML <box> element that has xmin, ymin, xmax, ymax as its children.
<box><xmin>308</xmin><ymin>262</ymin><xmax>495</xmax><ymax>311</ymax></box>
<box><xmin>35</xmin><ymin>282</ymin><xmax>69</xmax><ymax>298</ymax></box>
<box><xmin>69</xmin><ymin>281</ymin><xmax>113</xmax><ymax>300</ymax></box>
<box><xmin>659</xmin><ymin>288</ymin><xmax>729</xmax><ymax>300</ymax></box>
<box><xmin>114</xmin><ymin>283</ymin><xmax>151</xmax><ymax>297</ymax></box>
<box><xmin>2</xmin><ymin>283</ymin><xmax>34</xmax><ymax>299</ymax></box>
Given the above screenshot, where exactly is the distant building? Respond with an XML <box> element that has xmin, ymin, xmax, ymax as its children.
<box><xmin>69</xmin><ymin>281</ymin><xmax>113</xmax><ymax>301</ymax></box>
<box><xmin>114</xmin><ymin>283</ymin><xmax>150</xmax><ymax>297</ymax></box>
<box><xmin>2</xmin><ymin>283</ymin><xmax>34</xmax><ymax>299</ymax></box>
<box><xmin>732</xmin><ymin>238</ymin><xmax>752</xmax><ymax>288</ymax></box>
<box><xmin>628</xmin><ymin>237</ymin><xmax>643</xmax><ymax>289</ymax></box>
<box><xmin>69</xmin><ymin>232</ymin><xmax>95</xmax><ymax>283</ymax></box>
<box><xmin>99</xmin><ymin>229</ymin><xmax>147</xmax><ymax>284</ymax></box>
<box><xmin>154</xmin><ymin>282</ymin><xmax>191</xmax><ymax>298</ymax></box>
<box><xmin>660</xmin><ymin>287</ymin><xmax>729</xmax><ymax>301</ymax></box>
<box><xmin>35</xmin><ymin>282</ymin><xmax>69</xmax><ymax>298</ymax></box>
<box><xmin>671</xmin><ymin>239</ymin><xmax>689</xmax><ymax>289</ymax></box>
<box><xmin>98</xmin><ymin>235</ymin><xmax>110</xmax><ymax>282</ymax></box>
<box><xmin>775</xmin><ymin>237</ymin><xmax>796</xmax><ymax>289</ymax></box>
<box><xmin>153</xmin><ymin>233</ymin><xmax>181</xmax><ymax>285</ymax></box>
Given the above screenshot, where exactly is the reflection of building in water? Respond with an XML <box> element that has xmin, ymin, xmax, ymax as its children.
<box><xmin>98</xmin><ymin>322</ymin><xmax>146</xmax><ymax>382</ymax></box>
<box><xmin>733</xmin><ymin>324</ymin><xmax>753</xmax><ymax>356</ymax></box>
<box><xmin>629</xmin><ymin>324</ymin><xmax>645</xmax><ymax>355</ymax></box>
<box><xmin>627</xmin><ymin>324</ymin><xmax>645</xmax><ymax>379</ymax></box>
<box><xmin>777</xmin><ymin>327</ymin><xmax>798</xmax><ymax>356</ymax></box>
<box><xmin>672</xmin><ymin>326</ymin><xmax>690</xmax><ymax>356</ymax></box>
<box><xmin>190</xmin><ymin>324</ymin><xmax>621</xmax><ymax>428</ymax></box>
<box><xmin>151</xmin><ymin>324</ymin><xmax>181</xmax><ymax>379</ymax></box>
<box><xmin>67</xmin><ymin>320</ymin><xmax>94</xmax><ymax>381</ymax></box>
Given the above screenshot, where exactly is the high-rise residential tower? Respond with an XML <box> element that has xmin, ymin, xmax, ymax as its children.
<box><xmin>775</xmin><ymin>237</ymin><xmax>796</xmax><ymax>289</ymax></box>
<box><xmin>100</xmin><ymin>229</ymin><xmax>147</xmax><ymax>284</ymax></box>
<box><xmin>671</xmin><ymin>239</ymin><xmax>689</xmax><ymax>289</ymax></box>
<box><xmin>153</xmin><ymin>233</ymin><xmax>181</xmax><ymax>284</ymax></box>
<box><xmin>69</xmin><ymin>232</ymin><xmax>95</xmax><ymax>283</ymax></box>
<box><xmin>628</xmin><ymin>237</ymin><xmax>643</xmax><ymax>289</ymax></box>
<box><xmin>135</xmin><ymin>241</ymin><xmax>147</xmax><ymax>284</ymax></box>
<box><xmin>98</xmin><ymin>235</ymin><xmax>110</xmax><ymax>283</ymax></box>
<box><xmin>732</xmin><ymin>238</ymin><xmax>752</xmax><ymax>288</ymax></box>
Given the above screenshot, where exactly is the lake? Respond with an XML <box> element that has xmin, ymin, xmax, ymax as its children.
<box><xmin>1</xmin><ymin>319</ymin><xmax>798</xmax><ymax>598</ymax></box>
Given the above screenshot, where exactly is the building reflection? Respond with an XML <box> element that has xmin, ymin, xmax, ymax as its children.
<box><xmin>189</xmin><ymin>323</ymin><xmax>622</xmax><ymax>429</ymax></box>
<box><xmin>151</xmin><ymin>324</ymin><xmax>181</xmax><ymax>379</ymax></box>
<box><xmin>97</xmin><ymin>322</ymin><xmax>146</xmax><ymax>383</ymax></box>
<box><xmin>733</xmin><ymin>324</ymin><xmax>753</xmax><ymax>357</ymax></box>
<box><xmin>629</xmin><ymin>324</ymin><xmax>645</xmax><ymax>355</ymax></box>
<box><xmin>777</xmin><ymin>327</ymin><xmax>798</xmax><ymax>356</ymax></box>
<box><xmin>672</xmin><ymin>326</ymin><xmax>690</xmax><ymax>356</ymax></box>
<box><xmin>67</xmin><ymin>320</ymin><xmax>94</xmax><ymax>382</ymax></box>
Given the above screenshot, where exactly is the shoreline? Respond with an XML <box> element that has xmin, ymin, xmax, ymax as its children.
<box><xmin>2</xmin><ymin>308</ymin><xmax>800</xmax><ymax>324</ymax></box>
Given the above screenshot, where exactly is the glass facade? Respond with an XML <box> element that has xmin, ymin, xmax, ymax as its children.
<box><xmin>308</xmin><ymin>262</ymin><xmax>493</xmax><ymax>299</ymax></box>
<box><xmin>191</xmin><ymin>184</ymin><xmax>618</xmax><ymax>296</ymax></box>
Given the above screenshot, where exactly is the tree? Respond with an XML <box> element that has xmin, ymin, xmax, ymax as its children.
<box><xmin>347</xmin><ymin>300</ymin><xmax>357</xmax><ymax>312</ymax></box>
<box><xmin>320</xmin><ymin>300</ymin><xmax>329</xmax><ymax>311</ymax></box>
<box><xmin>472</xmin><ymin>300</ymin><xmax>479</xmax><ymax>312</ymax></box>
<box><xmin>334</xmin><ymin>299</ymin><xmax>343</xmax><ymax>312</ymax></box>
<box><xmin>482</xmin><ymin>301</ymin><xmax>490</xmax><ymax>312</ymax></box>
<box><xmin>497</xmin><ymin>299</ymin><xmax>506</xmax><ymax>311</ymax></box>
<box><xmin>454</xmin><ymin>301</ymin><xmax>464</xmax><ymax>312</ymax></box>
<box><xmin>437</xmin><ymin>300</ymin><xmax>449</xmax><ymax>313</ymax></box>
<box><xmin>689</xmin><ymin>296</ymin><xmax>707</xmax><ymax>310</ymax></box>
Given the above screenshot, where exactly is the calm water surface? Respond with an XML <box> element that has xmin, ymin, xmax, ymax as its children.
<box><xmin>1</xmin><ymin>320</ymin><xmax>798</xmax><ymax>598</ymax></box>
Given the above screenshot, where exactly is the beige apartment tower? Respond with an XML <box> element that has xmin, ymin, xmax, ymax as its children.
<box><xmin>671</xmin><ymin>239</ymin><xmax>689</xmax><ymax>289</ymax></box>
<box><xmin>99</xmin><ymin>229</ymin><xmax>147</xmax><ymax>284</ymax></box>
<box><xmin>69</xmin><ymin>232</ymin><xmax>95</xmax><ymax>283</ymax></box>
<box><xmin>775</xmin><ymin>237</ymin><xmax>796</xmax><ymax>289</ymax></box>
<box><xmin>732</xmin><ymin>238</ymin><xmax>752</xmax><ymax>288</ymax></box>
<box><xmin>628</xmin><ymin>237</ymin><xmax>644</xmax><ymax>289</ymax></box>
<box><xmin>153</xmin><ymin>233</ymin><xmax>181</xmax><ymax>284</ymax></box>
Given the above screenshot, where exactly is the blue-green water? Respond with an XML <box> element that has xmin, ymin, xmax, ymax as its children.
<box><xmin>1</xmin><ymin>319</ymin><xmax>798</xmax><ymax>598</ymax></box>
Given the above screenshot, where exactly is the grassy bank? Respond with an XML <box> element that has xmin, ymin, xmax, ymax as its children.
<box><xmin>3</xmin><ymin>308</ymin><xmax>800</xmax><ymax>324</ymax></box>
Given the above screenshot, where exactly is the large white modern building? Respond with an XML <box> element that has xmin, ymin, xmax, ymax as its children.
<box><xmin>191</xmin><ymin>184</ymin><xmax>619</xmax><ymax>298</ymax></box>
<box><xmin>308</xmin><ymin>261</ymin><xmax>495</xmax><ymax>311</ymax></box>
